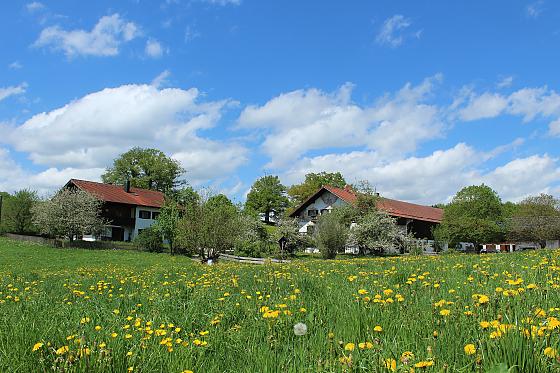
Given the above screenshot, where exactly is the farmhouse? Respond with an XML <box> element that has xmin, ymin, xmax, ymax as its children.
<box><xmin>64</xmin><ymin>179</ymin><xmax>164</xmax><ymax>242</ymax></box>
<box><xmin>289</xmin><ymin>185</ymin><xmax>443</xmax><ymax>240</ymax></box>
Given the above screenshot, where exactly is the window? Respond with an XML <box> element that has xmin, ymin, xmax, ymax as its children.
<box><xmin>320</xmin><ymin>209</ymin><xmax>329</xmax><ymax>215</ymax></box>
<box><xmin>308</xmin><ymin>209</ymin><xmax>318</xmax><ymax>217</ymax></box>
<box><xmin>139</xmin><ymin>210</ymin><xmax>151</xmax><ymax>219</ymax></box>
<box><xmin>152</xmin><ymin>211</ymin><xmax>160</xmax><ymax>220</ymax></box>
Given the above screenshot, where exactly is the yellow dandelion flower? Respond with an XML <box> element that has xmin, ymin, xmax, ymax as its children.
<box><xmin>344</xmin><ymin>342</ymin><xmax>355</xmax><ymax>351</ymax></box>
<box><xmin>544</xmin><ymin>347</ymin><xmax>558</xmax><ymax>358</ymax></box>
<box><xmin>464</xmin><ymin>344</ymin><xmax>476</xmax><ymax>355</ymax></box>
<box><xmin>374</xmin><ymin>325</ymin><xmax>383</xmax><ymax>332</ymax></box>
<box><xmin>384</xmin><ymin>358</ymin><xmax>397</xmax><ymax>372</ymax></box>
<box><xmin>32</xmin><ymin>342</ymin><xmax>44</xmax><ymax>352</ymax></box>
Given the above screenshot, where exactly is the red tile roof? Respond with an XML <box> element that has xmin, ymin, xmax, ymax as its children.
<box><xmin>68</xmin><ymin>179</ymin><xmax>165</xmax><ymax>208</ymax></box>
<box><xmin>290</xmin><ymin>185</ymin><xmax>443</xmax><ymax>223</ymax></box>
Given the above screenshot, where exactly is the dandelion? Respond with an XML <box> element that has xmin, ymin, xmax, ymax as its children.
<box><xmin>439</xmin><ymin>309</ymin><xmax>450</xmax><ymax>316</ymax></box>
<box><xmin>55</xmin><ymin>346</ymin><xmax>69</xmax><ymax>355</ymax></box>
<box><xmin>383</xmin><ymin>358</ymin><xmax>396</xmax><ymax>371</ymax></box>
<box><xmin>32</xmin><ymin>342</ymin><xmax>43</xmax><ymax>352</ymax></box>
<box><xmin>181</xmin><ymin>371</ymin><xmax>194</xmax><ymax>373</ymax></box>
<box><xmin>373</xmin><ymin>325</ymin><xmax>383</xmax><ymax>332</ymax></box>
<box><xmin>414</xmin><ymin>360</ymin><xmax>434</xmax><ymax>368</ymax></box>
<box><xmin>293</xmin><ymin>322</ymin><xmax>307</xmax><ymax>336</ymax></box>
<box><xmin>344</xmin><ymin>342</ymin><xmax>355</xmax><ymax>351</ymax></box>
<box><xmin>544</xmin><ymin>347</ymin><xmax>558</xmax><ymax>358</ymax></box>
<box><xmin>464</xmin><ymin>344</ymin><xmax>476</xmax><ymax>355</ymax></box>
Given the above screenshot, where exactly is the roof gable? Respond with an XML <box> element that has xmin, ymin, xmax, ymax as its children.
<box><xmin>67</xmin><ymin>179</ymin><xmax>165</xmax><ymax>208</ymax></box>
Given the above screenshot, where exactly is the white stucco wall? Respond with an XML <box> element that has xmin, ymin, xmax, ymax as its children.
<box><xmin>133</xmin><ymin>206</ymin><xmax>161</xmax><ymax>238</ymax></box>
<box><xmin>296</xmin><ymin>191</ymin><xmax>347</xmax><ymax>233</ymax></box>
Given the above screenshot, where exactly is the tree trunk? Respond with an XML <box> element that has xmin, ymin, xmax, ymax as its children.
<box><xmin>265</xmin><ymin>210</ymin><xmax>270</xmax><ymax>224</ymax></box>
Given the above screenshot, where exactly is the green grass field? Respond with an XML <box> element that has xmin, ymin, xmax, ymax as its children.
<box><xmin>1</xmin><ymin>237</ymin><xmax>559</xmax><ymax>372</ymax></box>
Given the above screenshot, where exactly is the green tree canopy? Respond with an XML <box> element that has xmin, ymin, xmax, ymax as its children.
<box><xmin>2</xmin><ymin>189</ymin><xmax>39</xmax><ymax>234</ymax></box>
<box><xmin>507</xmin><ymin>194</ymin><xmax>560</xmax><ymax>244</ymax></box>
<box><xmin>288</xmin><ymin>172</ymin><xmax>346</xmax><ymax>207</ymax></box>
<box><xmin>434</xmin><ymin>184</ymin><xmax>504</xmax><ymax>247</ymax></box>
<box><xmin>245</xmin><ymin>175</ymin><xmax>289</xmax><ymax>223</ymax></box>
<box><xmin>102</xmin><ymin>147</ymin><xmax>184</xmax><ymax>193</ymax></box>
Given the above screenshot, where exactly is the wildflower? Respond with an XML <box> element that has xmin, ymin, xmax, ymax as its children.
<box><xmin>111</xmin><ymin>332</ymin><xmax>118</xmax><ymax>338</ymax></box>
<box><xmin>384</xmin><ymin>358</ymin><xmax>397</xmax><ymax>372</ymax></box>
<box><xmin>358</xmin><ymin>341</ymin><xmax>373</xmax><ymax>349</ymax></box>
<box><xmin>344</xmin><ymin>342</ymin><xmax>355</xmax><ymax>351</ymax></box>
<box><xmin>464</xmin><ymin>344</ymin><xmax>476</xmax><ymax>355</ymax></box>
<box><xmin>181</xmin><ymin>371</ymin><xmax>194</xmax><ymax>373</ymax></box>
<box><xmin>32</xmin><ymin>342</ymin><xmax>44</xmax><ymax>352</ymax></box>
<box><xmin>414</xmin><ymin>360</ymin><xmax>434</xmax><ymax>368</ymax></box>
<box><xmin>293</xmin><ymin>322</ymin><xmax>308</xmax><ymax>336</ymax></box>
<box><xmin>95</xmin><ymin>325</ymin><xmax>102</xmax><ymax>331</ymax></box>
<box><xmin>373</xmin><ymin>325</ymin><xmax>383</xmax><ymax>332</ymax></box>
<box><xmin>479</xmin><ymin>321</ymin><xmax>490</xmax><ymax>329</ymax></box>
<box><xmin>80</xmin><ymin>317</ymin><xmax>91</xmax><ymax>324</ymax></box>
<box><xmin>56</xmin><ymin>346</ymin><xmax>69</xmax><ymax>355</ymax></box>
<box><xmin>125</xmin><ymin>334</ymin><xmax>132</xmax><ymax>339</ymax></box>
<box><xmin>544</xmin><ymin>347</ymin><xmax>558</xmax><ymax>358</ymax></box>
<box><xmin>439</xmin><ymin>309</ymin><xmax>450</xmax><ymax>316</ymax></box>
<box><xmin>401</xmin><ymin>351</ymin><xmax>414</xmax><ymax>364</ymax></box>
<box><xmin>339</xmin><ymin>355</ymin><xmax>352</xmax><ymax>365</ymax></box>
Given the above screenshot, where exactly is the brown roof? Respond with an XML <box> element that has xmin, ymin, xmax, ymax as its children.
<box><xmin>67</xmin><ymin>179</ymin><xmax>164</xmax><ymax>208</ymax></box>
<box><xmin>289</xmin><ymin>185</ymin><xmax>443</xmax><ymax>223</ymax></box>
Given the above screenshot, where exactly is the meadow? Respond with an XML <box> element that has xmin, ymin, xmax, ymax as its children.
<box><xmin>0</xmin><ymin>237</ymin><xmax>559</xmax><ymax>372</ymax></box>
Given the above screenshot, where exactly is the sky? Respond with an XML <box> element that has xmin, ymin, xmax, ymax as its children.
<box><xmin>1</xmin><ymin>0</ymin><xmax>560</xmax><ymax>205</ymax></box>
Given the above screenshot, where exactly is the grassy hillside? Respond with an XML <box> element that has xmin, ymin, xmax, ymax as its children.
<box><xmin>1</xmin><ymin>237</ymin><xmax>559</xmax><ymax>372</ymax></box>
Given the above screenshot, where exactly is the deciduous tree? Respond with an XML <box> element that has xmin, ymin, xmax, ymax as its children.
<box><xmin>245</xmin><ymin>175</ymin><xmax>289</xmax><ymax>223</ymax></box>
<box><xmin>434</xmin><ymin>184</ymin><xmax>504</xmax><ymax>248</ymax></box>
<box><xmin>288</xmin><ymin>172</ymin><xmax>346</xmax><ymax>207</ymax></box>
<box><xmin>32</xmin><ymin>188</ymin><xmax>106</xmax><ymax>241</ymax></box>
<box><xmin>2</xmin><ymin>189</ymin><xmax>39</xmax><ymax>234</ymax></box>
<box><xmin>102</xmin><ymin>147</ymin><xmax>184</xmax><ymax>193</ymax></box>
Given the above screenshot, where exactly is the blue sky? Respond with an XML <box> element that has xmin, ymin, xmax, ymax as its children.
<box><xmin>1</xmin><ymin>0</ymin><xmax>559</xmax><ymax>204</ymax></box>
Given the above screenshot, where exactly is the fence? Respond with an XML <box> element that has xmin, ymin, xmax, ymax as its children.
<box><xmin>4</xmin><ymin>233</ymin><xmax>134</xmax><ymax>250</ymax></box>
<box><xmin>219</xmin><ymin>253</ymin><xmax>290</xmax><ymax>264</ymax></box>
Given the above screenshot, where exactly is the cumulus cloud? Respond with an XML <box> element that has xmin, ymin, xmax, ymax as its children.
<box><xmin>376</xmin><ymin>15</ymin><xmax>418</xmax><ymax>47</ymax></box>
<box><xmin>0</xmin><ymin>83</ymin><xmax>27</xmax><ymax>102</ymax></box>
<box><xmin>4</xmin><ymin>84</ymin><xmax>248</xmax><ymax>187</ymax></box>
<box><xmin>34</xmin><ymin>14</ymin><xmax>140</xmax><ymax>57</ymax></box>
<box><xmin>151</xmin><ymin>70</ymin><xmax>171</xmax><ymax>88</ymax></box>
<box><xmin>145</xmin><ymin>39</ymin><xmax>164</xmax><ymax>58</ymax></box>
<box><xmin>26</xmin><ymin>1</ymin><xmax>44</xmax><ymax>12</ymax></box>
<box><xmin>282</xmin><ymin>142</ymin><xmax>560</xmax><ymax>204</ymax></box>
<box><xmin>457</xmin><ymin>85</ymin><xmax>560</xmax><ymax>135</ymax></box>
<box><xmin>459</xmin><ymin>92</ymin><xmax>509</xmax><ymax>121</ymax></box>
<box><xmin>238</xmin><ymin>75</ymin><xmax>443</xmax><ymax>168</ymax></box>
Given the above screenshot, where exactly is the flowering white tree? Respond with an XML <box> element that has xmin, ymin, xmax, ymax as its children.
<box><xmin>33</xmin><ymin>188</ymin><xmax>106</xmax><ymax>241</ymax></box>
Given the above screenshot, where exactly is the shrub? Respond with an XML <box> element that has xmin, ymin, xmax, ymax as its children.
<box><xmin>134</xmin><ymin>227</ymin><xmax>164</xmax><ymax>253</ymax></box>
<box><xmin>314</xmin><ymin>212</ymin><xmax>348</xmax><ymax>259</ymax></box>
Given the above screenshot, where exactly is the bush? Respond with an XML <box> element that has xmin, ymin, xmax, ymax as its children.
<box><xmin>134</xmin><ymin>227</ymin><xmax>164</xmax><ymax>253</ymax></box>
<box><xmin>314</xmin><ymin>212</ymin><xmax>348</xmax><ymax>259</ymax></box>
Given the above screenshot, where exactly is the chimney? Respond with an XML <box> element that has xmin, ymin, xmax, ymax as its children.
<box><xmin>124</xmin><ymin>179</ymin><xmax>131</xmax><ymax>193</ymax></box>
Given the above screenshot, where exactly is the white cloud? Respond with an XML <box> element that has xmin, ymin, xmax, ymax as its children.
<box><xmin>282</xmin><ymin>143</ymin><xmax>477</xmax><ymax>204</ymax></box>
<box><xmin>238</xmin><ymin>75</ymin><xmax>443</xmax><ymax>168</ymax></box>
<box><xmin>526</xmin><ymin>1</ymin><xmax>544</xmax><ymax>18</ymax></box>
<box><xmin>481</xmin><ymin>155</ymin><xmax>560</xmax><ymax>201</ymax></box>
<box><xmin>151</xmin><ymin>70</ymin><xmax>171</xmax><ymax>88</ymax></box>
<box><xmin>4</xmin><ymin>84</ymin><xmax>248</xmax><ymax>187</ymax></box>
<box><xmin>459</xmin><ymin>92</ymin><xmax>509</xmax><ymax>121</ymax></box>
<box><xmin>282</xmin><ymin>142</ymin><xmax>560</xmax><ymax>204</ymax></box>
<box><xmin>549</xmin><ymin>119</ymin><xmax>560</xmax><ymax>137</ymax></box>
<box><xmin>203</xmin><ymin>0</ymin><xmax>241</xmax><ymax>5</ymax></box>
<box><xmin>0</xmin><ymin>83</ymin><xmax>27</xmax><ymax>102</ymax></box>
<box><xmin>376</xmin><ymin>15</ymin><xmax>415</xmax><ymax>47</ymax></box>
<box><xmin>34</xmin><ymin>14</ymin><xmax>140</xmax><ymax>57</ymax></box>
<box><xmin>26</xmin><ymin>2</ymin><xmax>45</xmax><ymax>12</ymax></box>
<box><xmin>145</xmin><ymin>39</ymin><xmax>164</xmax><ymax>58</ymax></box>
<box><xmin>497</xmin><ymin>76</ymin><xmax>514</xmax><ymax>89</ymax></box>
<box><xmin>9</xmin><ymin>61</ymin><xmax>23</xmax><ymax>70</ymax></box>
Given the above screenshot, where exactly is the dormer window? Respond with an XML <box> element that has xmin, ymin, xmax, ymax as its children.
<box><xmin>308</xmin><ymin>209</ymin><xmax>318</xmax><ymax>217</ymax></box>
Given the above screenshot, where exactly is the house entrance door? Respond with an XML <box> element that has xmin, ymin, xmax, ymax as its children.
<box><xmin>111</xmin><ymin>227</ymin><xmax>124</xmax><ymax>241</ymax></box>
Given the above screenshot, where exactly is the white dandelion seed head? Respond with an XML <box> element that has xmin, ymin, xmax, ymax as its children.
<box><xmin>293</xmin><ymin>322</ymin><xmax>307</xmax><ymax>336</ymax></box>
